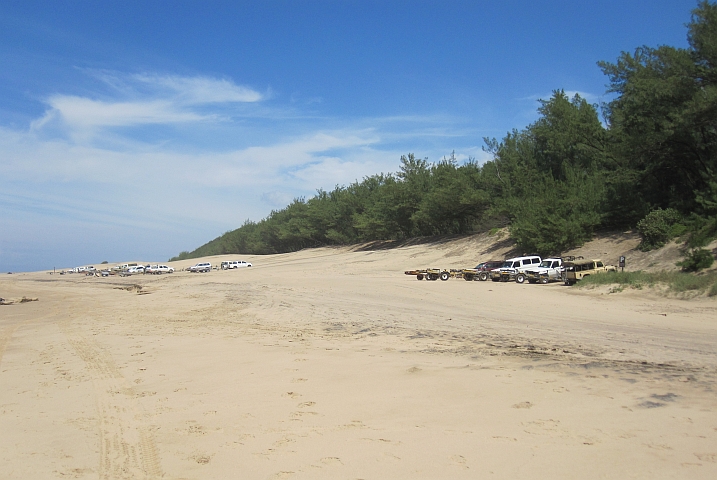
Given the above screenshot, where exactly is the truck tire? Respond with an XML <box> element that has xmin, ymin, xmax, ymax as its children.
<box><xmin>479</xmin><ymin>272</ymin><xmax>489</xmax><ymax>281</ymax></box>
<box><xmin>540</xmin><ymin>276</ymin><xmax>549</xmax><ymax>284</ymax></box>
<box><xmin>464</xmin><ymin>274</ymin><xmax>474</xmax><ymax>281</ymax></box>
<box><xmin>516</xmin><ymin>273</ymin><xmax>526</xmax><ymax>284</ymax></box>
<box><xmin>440</xmin><ymin>272</ymin><xmax>450</xmax><ymax>281</ymax></box>
<box><xmin>416</xmin><ymin>274</ymin><xmax>424</xmax><ymax>280</ymax></box>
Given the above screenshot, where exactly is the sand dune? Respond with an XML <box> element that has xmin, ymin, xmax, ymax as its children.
<box><xmin>1</xmin><ymin>237</ymin><xmax>716</xmax><ymax>479</ymax></box>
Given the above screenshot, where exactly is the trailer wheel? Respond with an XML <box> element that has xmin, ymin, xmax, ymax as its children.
<box><xmin>416</xmin><ymin>274</ymin><xmax>424</xmax><ymax>280</ymax></box>
<box><xmin>479</xmin><ymin>272</ymin><xmax>489</xmax><ymax>281</ymax></box>
<box><xmin>440</xmin><ymin>272</ymin><xmax>450</xmax><ymax>281</ymax></box>
<box><xmin>540</xmin><ymin>276</ymin><xmax>549</xmax><ymax>284</ymax></box>
<box><xmin>516</xmin><ymin>273</ymin><xmax>526</xmax><ymax>284</ymax></box>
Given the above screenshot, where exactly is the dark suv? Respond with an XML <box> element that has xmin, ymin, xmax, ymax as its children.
<box><xmin>462</xmin><ymin>260</ymin><xmax>504</xmax><ymax>281</ymax></box>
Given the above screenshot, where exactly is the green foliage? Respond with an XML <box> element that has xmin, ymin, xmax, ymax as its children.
<box><xmin>688</xmin><ymin>215</ymin><xmax>717</xmax><ymax>247</ymax></box>
<box><xmin>531</xmin><ymin>91</ymin><xmax>609</xmax><ymax>180</ymax></box>
<box><xmin>486</xmin><ymin>90</ymin><xmax>609</xmax><ymax>255</ymax></box>
<box><xmin>677</xmin><ymin>248</ymin><xmax>715</xmax><ymax>271</ymax></box>
<box><xmin>688</xmin><ymin>181</ymin><xmax>717</xmax><ymax>246</ymax></box>
<box><xmin>636</xmin><ymin>208</ymin><xmax>683</xmax><ymax>251</ymax></box>
<box><xmin>599</xmin><ymin>1</ymin><xmax>717</xmax><ymax>215</ymax></box>
<box><xmin>509</xmin><ymin>168</ymin><xmax>604</xmax><ymax>255</ymax></box>
<box><xmin>101</xmin><ymin>260</ymin><xmax>108</xmax><ymax>264</ymax></box>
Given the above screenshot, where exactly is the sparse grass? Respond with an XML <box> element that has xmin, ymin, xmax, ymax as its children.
<box><xmin>579</xmin><ymin>270</ymin><xmax>717</xmax><ymax>297</ymax></box>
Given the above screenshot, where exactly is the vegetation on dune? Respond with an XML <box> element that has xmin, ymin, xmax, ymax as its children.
<box><xmin>579</xmin><ymin>270</ymin><xmax>717</xmax><ymax>297</ymax></box>
<box><xmin>172</xmin><ymin>2</ymin><xmax>717</xmax><ymax>270</ymax></box>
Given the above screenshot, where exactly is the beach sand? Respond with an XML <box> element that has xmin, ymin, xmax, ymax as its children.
<box><xmin>1</xmin><ymin>240</ymin><xmax>716</xmax><ymax>479</ymax></box>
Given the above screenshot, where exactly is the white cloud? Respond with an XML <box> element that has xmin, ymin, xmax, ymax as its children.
<box><xmin>35</xmin><ymin>96</ymin><xmax>206</xmax><ymax>129</ymax></box>
<box><xmin>132</xmin><ymin>74</ymin><xmax>264</xmax><ymax>104</ymax></box>
<box><xmin>0</xmin><ymin>125</ymin><xmax>385</xmax><ymax>192</ymax></box>
<box><xmin>31</xmin><ymin>72</ymin><xmax>264</xmax><ymax>135</ymax></box>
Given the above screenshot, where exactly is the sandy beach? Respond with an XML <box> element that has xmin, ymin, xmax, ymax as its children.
<box><xmin>1</xmin><ymin>238</ymin><xmax>716</xmax><ymax>479</ymax></box>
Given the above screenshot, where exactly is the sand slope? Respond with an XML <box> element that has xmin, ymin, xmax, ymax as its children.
<box><xmin>1</xmin><ymin>237</ymin><xmax>716</xmax><ymax>479</ymax></box>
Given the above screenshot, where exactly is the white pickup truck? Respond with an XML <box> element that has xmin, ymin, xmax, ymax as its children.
<box><xmin>522</xmin><ymin>258</ymin><xmax>564</xmax><ymax>284</ymax></box>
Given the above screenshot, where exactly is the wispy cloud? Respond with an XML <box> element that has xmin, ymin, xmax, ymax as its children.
<box><xmin>34</xmin><ymin>96</ymin><xmax>206</xmax><ymax>129</ymax></box>
<box><xmin>132</xmin><ymin>74</ymin><xmax>265</xmax><ymax>104</ymax></box>
<box><xmin>31</xmin><ymin>72</ymin><xmax>265</xmax><ymax>135</ymax></box>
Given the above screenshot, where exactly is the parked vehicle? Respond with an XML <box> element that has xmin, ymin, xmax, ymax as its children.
<box><xmin>221</xmin><ymin>260</ymin><xmax>253</xmax><ymax>270</ymax></box>
<box><xmin>462</xmin><ymin>260</ymin><xmax>504</xmax><ymax>281</ymax></box>
<box><xmin>189</xmin><ymin>262</ymin><xmax>211</xmax><ymax>273</ymax></box>
<box><xmin>490</xmin><ymin>256</ymin><xmax>542</xmax><ymax>282</ymax></box>
<box><xmin>127</xmin><ymin>265</ymin><xmax>145</xmax><ymax>274</ymax></box>
<box><xmin>523</xmin><ymin>258</ymin><xmax>565</xmax><ymax>284</ymax></box>
<box><xmin>562</xmin><ymin>259</ymin><xmax>617</xmax><ymax>285</ymax></box>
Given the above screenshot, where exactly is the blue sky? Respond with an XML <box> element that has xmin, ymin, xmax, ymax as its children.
<box><xmin>0</xmin><ymin>0</ymin><xmax>698</xmax><ymax>271</ymax></box>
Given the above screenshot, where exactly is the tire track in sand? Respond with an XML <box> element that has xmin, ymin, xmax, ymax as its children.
<box><xmin>60</xmin><ymin>321</ymin><xmax>163</xmax><ymax>479</ymax></box>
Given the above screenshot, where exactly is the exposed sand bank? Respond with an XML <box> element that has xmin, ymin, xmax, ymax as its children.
<box><xmin>1</xmin><ymin>239</ymin><xmax>716</xmax><ymax>479</ymax></box>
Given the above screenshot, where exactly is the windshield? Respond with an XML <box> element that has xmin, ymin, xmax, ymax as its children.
<box><xmin>501</xmin><ymin>261</ymin><xmax>512</xmax><ymax>268</ymax></box>
<box><xmin>539</xmin><ymin>260</ymin><xmax>551</xmax><ymax>268</ymax></box>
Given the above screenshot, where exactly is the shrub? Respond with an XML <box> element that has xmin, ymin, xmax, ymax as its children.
<box><xmin>636</xmin><ymin>208</ymin><xmax>682</xmax><ymax>251</ymax></box>
<box><xmin>677</xmin><ymin>248</ymin><xmax>715</xmax><ymax>272</ymax></box>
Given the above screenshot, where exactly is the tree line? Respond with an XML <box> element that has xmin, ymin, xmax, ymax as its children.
<box><xmin>172</xmin><ymin>1</ymin><xmax>717</xmax><ymax>262</ymax></box>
